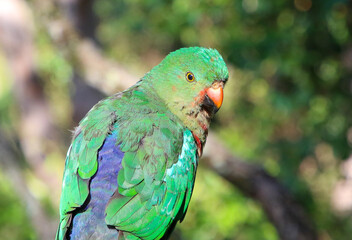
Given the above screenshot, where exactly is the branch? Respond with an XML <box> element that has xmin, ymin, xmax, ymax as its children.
<box><xmin>203</xmin><ymin>133</ymin><xmax>317</xmax><ymax>240</ymax></box>
<box><xmin>35</xmin><ymin>0</ymin><xmax>137</xmax><ymax>94</ymax></box>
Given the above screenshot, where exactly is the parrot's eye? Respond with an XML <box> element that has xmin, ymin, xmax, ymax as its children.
<box><xmin>186</xmin><ymin>72</ymin><xmax>195</xmax><ymax>82</ymax></box>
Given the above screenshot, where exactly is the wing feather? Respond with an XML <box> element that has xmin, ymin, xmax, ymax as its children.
<box><xmin>105</xmin><ymin>129</ymin><xmax>198</xmax><ymax>240</ymax></box>
<box><xmin>56</xmin><ymin>97</ymin><xmax>119</xmax><ymax>240</ymax></box>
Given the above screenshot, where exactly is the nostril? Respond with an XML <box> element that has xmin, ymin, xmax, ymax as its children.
<box><xmin>212</xmin><ymin>80</ymin><xmax>225</xmax><ymax>89</ymax></box>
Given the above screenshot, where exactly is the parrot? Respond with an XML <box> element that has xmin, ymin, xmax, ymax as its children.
<box><xmin>56</xmin><ymin>47</ymin><xmax>229</xmax><ymax>240</ymax></box>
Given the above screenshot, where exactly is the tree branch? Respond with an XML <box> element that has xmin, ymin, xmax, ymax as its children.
<box><xmin>203</xmin><ymin>133</ymin><xmax>317</xmax><ymax>240</ymax></box>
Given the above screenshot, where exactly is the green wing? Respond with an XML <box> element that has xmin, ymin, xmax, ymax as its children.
<box><xmin>56</xmin><ymin>96</ymin><xmax>119</xmax><ymax>240</ymax></box>
<box><xmin>105</xmin><ymin>129</ymin><xmax>198</xmax><ymax>240</ymax></box>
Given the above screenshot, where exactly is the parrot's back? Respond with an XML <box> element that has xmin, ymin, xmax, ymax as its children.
<box><xmin>69</xmin><ymin>132</ymin><xmax>122</xmax><ymax>239</ymax></box>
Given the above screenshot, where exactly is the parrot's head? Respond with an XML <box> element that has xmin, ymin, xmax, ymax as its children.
<box><xmin>144</xmin><ymin>47</ymin><xmax>229</xmax><ymax>155</ymax></box>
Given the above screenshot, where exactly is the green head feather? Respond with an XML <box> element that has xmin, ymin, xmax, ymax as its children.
<box><xmin>144</xmin><ymin>47</ymin><xmax>228</xmax><ymax>104</ymax></box>
<box><xmin>142</xmin><ymin>47</ymin><xmax>229</xmax><ymax>143</ymax></box>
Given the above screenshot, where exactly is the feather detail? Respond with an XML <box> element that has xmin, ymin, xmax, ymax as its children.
<box><xmin>105</xmin><ymin>130</ymin><xmax>198</xmax><ymax>240</ymax></box>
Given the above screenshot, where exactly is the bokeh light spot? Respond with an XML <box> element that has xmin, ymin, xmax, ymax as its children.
<box><xmin>294</xmin><ymin>0</ymin><xmax>312</xmax><ymax>12</ymax></box>
<box><xmin>242</xmin><ymin>0</ymin><xmax>258</xmax><ymax>13</ymax></box>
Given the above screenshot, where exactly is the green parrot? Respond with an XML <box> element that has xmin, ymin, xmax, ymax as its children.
<box><xmin>57</xmin><ymin>47</ymin><xmax>229</xmax><ymax>240</ymax></box>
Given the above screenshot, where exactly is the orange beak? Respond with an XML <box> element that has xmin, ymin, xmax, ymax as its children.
<box><xmin>206</xmin><ymin>86</ymin><xmax>223</xmax><ymax>109</ymax></box>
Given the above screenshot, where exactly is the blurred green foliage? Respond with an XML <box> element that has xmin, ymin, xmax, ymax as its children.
<box><xmin>0</xmin><ymin>170</ymin><xmax>36</xmax><ymax>240</ymax></box>
<box><xmin>0</xmin><ymin>0</ymin><xmax>351</xmax><ymax>239</ymax></box>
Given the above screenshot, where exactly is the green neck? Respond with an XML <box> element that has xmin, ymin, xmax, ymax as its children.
<box><xmin>140</xmin><ymin>74</ymin><xmax>209</xmax><ymax>146</ymax></box>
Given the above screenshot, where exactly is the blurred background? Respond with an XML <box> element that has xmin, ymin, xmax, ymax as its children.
<box><xmin>0</xmin><ymin>0</ymin><xmax>351</xmax><ymax>239</ymax></box>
